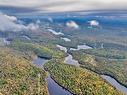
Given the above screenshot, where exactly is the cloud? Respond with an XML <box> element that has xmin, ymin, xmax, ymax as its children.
<box><xmin>0</xmin><ymin>0</ymin><xmax>127</xmax><ymax>13</ymax></box>
<box><xmin>27</xmin><ymin>23</ymin><xmax>39</xmax><ymax>31</ymax></box>
<box><xmin>66</xmin><ymin>21</ymin><xmax>79</xmax><ymax>29</ymax></box>
<box><xmin>36</xmin><ymin>19</ymin><xmax>41</xmax><ymax>24</ymax></box>
<box><xmin>0</xmin><ymin>13</ymin><xmax>40</xmax><ymax>32</ymax></box>
<box><xmin>3</xmin><ymin>14</ymin><xmax>17</xmax><ymax>21</ymax></box>
<box><xmin>0</xmin><ymin>13</ymin><xmax>27</xmax><ymax>32</ymax></box>
<box><xmin>48</xmin><ymin>17</ymin><xmax>53</xmax><ymax>22</ymax></box>
<box><xmin>88</xmin><ymin>20</ymin><xmax>99</xmax><ymax>26</ymax></box>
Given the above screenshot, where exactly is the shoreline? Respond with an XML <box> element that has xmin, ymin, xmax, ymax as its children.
<box><xmin>45</xmin><ymin>71</ymin><xmax>76</xmax><ymax>95</ymax></box>
<box><xmin>34</xmin><ymin>56</ymin><xmax>74</xmax><ymax>95</ymax></box>
<box><xmin>80</xmin><ymin>64</ymin><xmax>127</xmax><ymax>88</ymax></box>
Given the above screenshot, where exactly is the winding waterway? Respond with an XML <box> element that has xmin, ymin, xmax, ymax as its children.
<box><xmin>33</xmin><ymin>57</ymin><xmax>72</xmax><ymax>95</ymax></box>
<box><xmin>61</xmin><ymin>37</ymin><xmax>71</xmax><ymax>42</ymax></box>
<box><xmin>21</xmin><ymin>35</ymin><xmax>31</xmax><ymax>40</ymax></box>
<box><xmin>101</xmin><ymin>75</ymin><xmax>127</xmax><ymax>94</ymax></box>
<box><xmin>64</xmin><ymin>54</ymin><xmax>79</xmax><ymax>66</ymax></box>
<box><xmin>64</xmin><ymin>44</ymin><xmax>92</xmax><ymax>66</ymax></box>
<box><xmin>57</xmin><ymin>44</ymin><xmax>127</xmax><ymax>95</ymax></box>
<box><xmin>70</xmin><ymin>44</ymin><xmax>92</xmax><ymax>51</ymax></box>
<box><xmin>56</xmin><ymin>45</ymin><xmax>67</xmax><ymax>53</ymax></box>
<box><xmin>46</xmin><ymin>74</ymin><xmax>72</xmax><ymax>95</ymax></box>
<box><xmin>33</xmin><ymin>43</ymin><xmax>127</xmax><ymax>95</ymax></box>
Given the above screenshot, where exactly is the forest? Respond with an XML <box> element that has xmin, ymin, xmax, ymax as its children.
<box><xmin>0</xmin><ymin>48</ymin><xmax>48</xmax><ymax>95</ymax></box>
<box><xmin>44</xmin><ymin>60</ymin><xmax>123</xmax><ymax>95</ymax></box>
<box><xmin>0</xmin><ymin>11</ymin><xmax>127</xmax><ymax>95</ymax></box>
<box><xmin>70</xmin><ymin>50</ymin><xmax>127</xmax><ymax>87</ymax></box>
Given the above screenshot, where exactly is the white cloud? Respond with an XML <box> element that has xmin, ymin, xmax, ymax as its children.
<box><xmin>0</xmin><ymin>0</ymin><xmax>127</xmax><ymax>12</ymax></box>
<box><xmin>48</xmin><ymin>17</ymin><xmax>53</xmax><ymax>23</ymax></box>
<box><xmin>36</xmin><ymin>19</ymin><xmax>41</xmax><ymax>24</ymax></box>
<box><xmin>89</xmin><ymin>20</ymin><xmax>99</xmax><ymax>26</ymax></box>
<box><xmin>66</xmin><ymin>21</ymin><xmax>79</xmax><ymax>29</ymax></box>
<box><xmin>0</xmin><ymin>13</ymin><xmax>40</xmax><ymax>32</ymax></box>
<box><xmin>3</xmin><ymin>14</ymin><xmax>17</xmax><ymax>22</ymax></box>
<box><xmin>27</xmin><ymin>23</ymin><xmax>39</xmax><ymax>31</ymax></box>
<box><xmin>0</xmin><ymin>13</ymin><xmax>27</xmax><ymax>32</ymax></box>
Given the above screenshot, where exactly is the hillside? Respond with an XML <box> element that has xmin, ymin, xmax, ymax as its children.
<box><xmin>0</xmin><ymin>48</ymin><xmax>48</xmax><ymax>95</ymax></box>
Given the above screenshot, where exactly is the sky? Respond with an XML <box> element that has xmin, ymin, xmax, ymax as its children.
<box><xmin>0</xmin><ymin>0</ymin><xmax>127</xmax><ymax>13</ymax></box>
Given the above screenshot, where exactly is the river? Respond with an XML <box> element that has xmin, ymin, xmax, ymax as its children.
<box><xmin>56</xmin><ymin>45</ymin><xmax>67</xmax><ymax>53</ymax></box>
<box><xmin>64</xmin><ymin>44</ymin><xmax>92</xmax><ymax>66</ymax></box>
<box><xmin>64</xmin><ymin>54</ymin><xmax>79</xmax><ymax>66</ymax></box>
<box><xmin>101</xmin><ymin>75</ymin><xmax>127</xmax><ymax>94</ymax></box>
<box><xmin>57</xmin><ymin>44</ymin><xmax>127</xmax><ymax>95</ymax></box>
<box><xmin>33</xmin><ymin>44</ymin><xmax>127</xmax><ymax>95</ymax></box>
<box><xmin>33</xmin><ymin>57</ymin><xmax>73</xmax><ymax>95</ymax></box>
<box><xmin>70</xmin><ymin>44</ymin><xmax>92</xmax><ymax>51</ymax></box>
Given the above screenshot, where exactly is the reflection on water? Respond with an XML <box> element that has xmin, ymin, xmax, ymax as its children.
<box><xmin>101</xmin><ymin>75</ymin><xmax>127</xmax><ymax>94</ymax></box>
<box><xmin>61</xmin><ymin>37</ymin><xmax>71</xmax><ymax>42</ymax></box>
<box><xmin>33</xmin><ymin>57</ymin><xmax>49</xmax><ymax>67</ymax></box>
<box><xmin>64</xmin><ymin>54</ymin><xmax>79</xmax><ymax>66</ymax></box>
<box><xmin>47</xmin><ymin>75</ymin><xmax>72</xmax><ymax>95</ymax></box>
<box><xmin>21</xmin><ymin>35</ymin><xmax>31</xmax><ymax>40</ymax></box>
<box><xmin>33</xmin><ymin>57</ymin><xmax>127</xmax><ymax>95</ymax></box>
<box><xmin>70</xmin><ymin>44</ymin><xmax>92</xmax><ymax>51</ymax></box>
<box><xmin>48</xmin><ymin>29</ymin><xmax>64</xmax><ymax>36</ymax></box>
<box><xmin>64</xmin><ymin>44</ymin><xmax>92</xmax><ymax>66</ymax></box>
<box><xmin>57</xmin><ymin>45</ymin><xmax>67</xmax><ymax>53</ymax></box>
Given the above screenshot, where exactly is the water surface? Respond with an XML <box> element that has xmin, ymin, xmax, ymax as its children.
<box><xmin>64</xmin><ymin>44</ymin><xmax>92</xmax><ymax>66</ymax></box>
<box><xmin>47</xmin><ymin>75</ymin><xmax>72</xmax><ymax>95</ymax></box>
<box><xmin>64</xmin><ymin>54</ymin><xmax>79</xmax><ymax>66</ymax></box>
<box><xmin>21</xmin><ymin>35</ymin><xmax>31</xmax><ymax>40</ymax></box>
<box><xmin>57</xmin><ymin>45</ymin><xmax>67</xmax><ymax>53</ymax></box>
<box><xmin>33</xmin><ymin>57</ymin><xmax>73</xmax><ymax>95</ymax></box>
<box><xmin>61</xmin><ymin>37</ymin><xmax>71</xmax><ymax>42</ymax></box>
<box><xmin>48</xmin><ymin>29</ymin><xmax>64</xmax><ymax>36</ymax></box>
<box><xmin>33</xmin><ymin>57</ymin><xmax>49</xmax><ymax>67</ymax></box>
<box><xmin>101</xmin><ymin>75</ymin><xmax>127</xmax><ymax>95</ymax></box>
<box><xmin>70</xmin><ymin>44</ymin><xmax>92</xmax><ymax>51</ymax></box>
<box><xmin>57</xmin><ymin>44</ymin><xmax>127</xmax><ymax>94</ymax></box>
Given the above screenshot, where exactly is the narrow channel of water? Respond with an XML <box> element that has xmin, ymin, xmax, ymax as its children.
<box><xmin>21</xmin><ymin>35</ymin><xmax>31</xmax><ymax>40</ymax></box>
<box><xmin>101</xmin><ymin>75</ymin><xmax>127</xmax><ymax>95</ymax></box>
<box><xmin>56</xmin><ymin>45</ymin><xmax>67</xmax><ymax>53</ymax></box>
<box><xmin>33</xmin><ymin>44</ymin><xmax>127</xmax><ymax>95</ymax></box>
<box><xmin>70</xmin><ymin>44</ymin><xmax>92</xmax><ymax>51</ymax></box>
<box><xmin>46</xmin><ymin>75</ymin><xmax>72</xmax><ymax>95</ymax></box>
<box><xmin>33</xmin><ymin>57</ymin><xmax>72</xmax><ymax>95</ymax></box>
<box><xmin>61</xmin><ymin>37</ymin><xmax>71</xmax><ymax>42</ymax></box>
<box><xmin>65</xmin><ymin>44</ymin><xmax>93</xmax><ymax>66</ymax></box>
<box><xmin>48</xmin><ymin>29</ymin><xmax>64</xmax><ymax>36</ymax></box>
<box><xmin>33</xmin><ymin>57</ymin><xmax>49</xmax><ymax>67</ymax></box>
